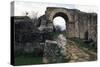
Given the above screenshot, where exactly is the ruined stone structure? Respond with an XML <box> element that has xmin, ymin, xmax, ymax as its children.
<box><xmin>44</xmin><ymin>7</ymin><xmax>97</xmax><ymax>42</ymax></box>
<box><xmin>38</xmin><ymin>7</ymin><xmax>97</xmax><ymax>63</ymax></box>
<box><xmin>13</xmin><ymin>7</ymin><xmax>97</xmax><ymax>64</ymax></box>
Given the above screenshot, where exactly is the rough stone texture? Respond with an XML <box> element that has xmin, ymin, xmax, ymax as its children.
<box><xmin>56</xmin><ymin>34</ymin><xmax>70</xmax><ymax>60</ymax></box>
<box><xmin>13</xmin><ymin>7</ymin><xmax>97</xmax><ymax>63</ymax></box>
<box><xmin>43</xmin><ymin>34</ymin><xmax>71</xmax><ymax>63</ymax></box>
<box><xmin>13</xmin><ymin>16</ymin><xmax>46</xmax><ymax>54</ymax></box>
<box><xmin>38</xmin><ymin>15</ymin><xmax>53</xmax><ymax>32</ymax></box>
<box><xmin>43</xmin><ymin>40</ymin><xmax>59</xmax><ymax>63</ymax></box>
<box><xmin>43</xmin><ymin>40</ymin><xmax>69</xmax><ymax>63</ymax></box>
<box><xmin>45</xmin><ymin>7</ymin><xmax>97</xmax><ymax>42</ymax></box>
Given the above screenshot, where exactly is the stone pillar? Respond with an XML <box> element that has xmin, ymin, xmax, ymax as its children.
<box><xmin>67</xmin><ymin>22</ymin><xmax>75</xmax><ymax>38</ymax></box>
<box><xmin>56</xmin><ymin>34</ymin><xmax>70</xmax><ymax>61</ymax></box>
<box><xmin>83</xmin><ymin>14</ymin><xmax>88</xmax><ymax>39</ymax></box>
<box><xmin>90</xmin><ymin>14</ymin><xmax>97</xmax><ymax>42</ymax></box>
<box><xmin>43</xmin><ymin>39</ymin><xmax>70</xmax><ymax>63</ymax></box>
<box><xmin>74</xmin><ymin>13</ymin><xmax>80</xmax><ymax>38</ymax></box>
<box><xmin>88</xmin><ymin>14</ymin><xmax>92</xmax><ymax>41</ymax></box>
<box><xmin>43</xmin><ymin>40</ymin><xmax>60</xmax><ymax>63</ymax></box>
<box><xmin>78</xmin><ymin>13</ymin><xmax>85</xmax><ymax>39</ymax></box>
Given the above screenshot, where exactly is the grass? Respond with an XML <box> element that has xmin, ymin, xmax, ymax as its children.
<box><xmin>14</xmin><ymin>31</ymin><xmax>97</xmax><ymax>65</ymax></box>
<box><xmin>15</xmin><ymin>56</ymin><xmax>43</xmax><ymax>65</ymax></box>
<box><xmin>15</xmin><ymin>50</ymin><xmax>43</xmax><ymax>65</ymax></box>
<box><xmin>52</xmin><ymin>31</ymin><xmax>68</xmax><ymax>40</ymax></box>
<box><xmin>68</xmin><ymin>37</ymin><xmax>97</xmax><ymax>52</ymax></box>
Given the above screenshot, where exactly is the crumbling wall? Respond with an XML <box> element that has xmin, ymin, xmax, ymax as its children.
<box><xmin>45</xmin><ymin>7</ymin><xmax>97</xmax><ymax>42</ymax></box>
<box><xmin>13</xmin><ymin>7</ymin><xmax>97</xmax><ymax>63</ymax></box>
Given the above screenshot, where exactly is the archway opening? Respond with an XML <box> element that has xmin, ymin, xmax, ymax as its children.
<box><xmin>52</xmin><ymin>12</ymin><xmax>69</xmax><ymax>38</ymax></box>
<box><xmin>53</xmin><ymin>16</ymin><xmax>66</xmax><ymax>31</ymax></box>
<box><xmin>53</xmin><ymin>12</ymin><xmax>68</xmax><ymax>23</ymax></box>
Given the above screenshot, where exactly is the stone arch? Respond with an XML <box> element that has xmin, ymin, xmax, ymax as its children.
<box><xmin>52</xmin><ymin>12</ymin><xmax>69</xmax><ymax>31</ymax></box>
<box><xmin>45</xmin><ymin>8</ymin><xmax>73</xmax><ymax>23</ymax></box>
<box><xmin>53</xmin><ymin>12</ymin><xmax>68</xmax><ymax>23</ymax></box>
<box><xmin>45</xmin><ymin>7</ymin><xmax>75</xmax><ymax>37</ymax></box>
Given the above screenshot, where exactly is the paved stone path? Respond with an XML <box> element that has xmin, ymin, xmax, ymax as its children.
<box><xmin>66</xmin><ymin>40</ymin><xmax>97</xmax><ymax>62</ymax></box>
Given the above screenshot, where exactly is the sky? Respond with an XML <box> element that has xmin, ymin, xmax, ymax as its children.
<box><xmin>53</xmin><ymin>17</ymin><xmax>66</xmax><ymax>31</ymax></box>
<box><xmin>13</xmin><ymin>1</ymin><xmax>98</xmax><ymax>30</ymax></box>
<box><xmin>14</xmin><ymin>1</ymin><xmax>97</xmax><ymax>17</ymax></box>
<box><xmin>14</xmin><ymin>1</ymin><xmax>75</xmax><ymax>17</ymax></box>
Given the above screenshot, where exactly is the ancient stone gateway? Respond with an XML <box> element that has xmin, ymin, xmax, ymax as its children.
<box><xmin>45</xmin><ymin>7</ymin><xmax>75</xmax><ymax>37</ymax></box>
<box><xmin>42</xmin><ymin>7</ymin><xmax>97</xmax><ymax>63</ymax></box>
<box><xmin>45</xmin><ymin>7</ymin><xmax>97</xmax><ymax>42</ymax></box>
<box><xmin>13</xmin><ymin>7</ymin><xmax>97</xmax><ymax>64</ymax></box>
<box><xmin>42</xmin><ymin>7</ymin><xmax>75</xmax><ymax>63</ymax></box>
<box><xmin>45</xmin><ymin>7</ymin><xmax>73</xmax><ymax>23</ymax></box>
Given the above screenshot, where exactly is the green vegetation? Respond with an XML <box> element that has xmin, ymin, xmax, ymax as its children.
<box><xmin>15</xmin><ymin>56</ymin><xmax>42</xmax><ymax>65</ymax></box>
<box><xmin>14</xmin><ymin>31</ymin><xmax>97</xmax><ymax>65</ymax></box>
<box><xmin>68</xmin><ymin>37</ymin><xmax>97</xmax><ymax>52</ymax></box>
<box><xmin>51</xmin><ymin>31</ymin><xmax>68</xmax><ymax>40</ymax></box>
<box><xmin>15</xmin><ymin>50</ymin><xmax>43</xmax><ymax>65</ymax></box>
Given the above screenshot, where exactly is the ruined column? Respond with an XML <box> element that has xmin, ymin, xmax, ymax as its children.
<box><xmin>91</xmin><ymin>14</ymin><xmax>97</xmax><ymax>42</ymax></box>
<box><xmin>74</xmin><ymin>13</ymin><xmax>80</xmax><ymax>38</ymax></box>
<box><xmin>43</xmin><ymin>40</ymin><xmax>60</xmax><ymax>63</ymax></box>
<box><xmin>43</xmin><ymin>35</ymin><xmax>70</xmax><ymax>63</ymax></box>
<box><xmin>67</xmin><ymin>22</ymin><xmax>75</xmax><ymax>38</ymax></box>
<box><xmin>78</xmin><ymin>13</ymin><xmax>86</xmax><ymax>39</ymax></box>
<box><xmin>56</xmin><ymin>34</ymin><xmax>70</xmax><ymax>61</ymax></box>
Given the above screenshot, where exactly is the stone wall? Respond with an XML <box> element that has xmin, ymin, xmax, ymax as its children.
<box><xmin>13</xmin><ymin>7</ymin><xmax>97</xmax><ymax>63</ymax></box>
<box><xmin>43</xmin><ymin>39</ymin><xmax>70</xmax><ymax>63</ymax></box>
<box><xmin>45</xmin><ymin>7</ymin><xmax>97</xmax><ymax>42</ymax></box>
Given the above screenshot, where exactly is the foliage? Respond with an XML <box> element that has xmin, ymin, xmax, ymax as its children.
<box><xmin>15</xmin><ymin>56</ymin><xmax>42</xmax><ymax>65</ymax></box>
<box><xmin>15</xmin><ymin>50</ymin><xmax>43</xmax><ymax>65</ymax></box>
<box><xmin>68</xmin><ymin>37</ymin><xmax>97</xmax><ymax>52</ymax></box>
